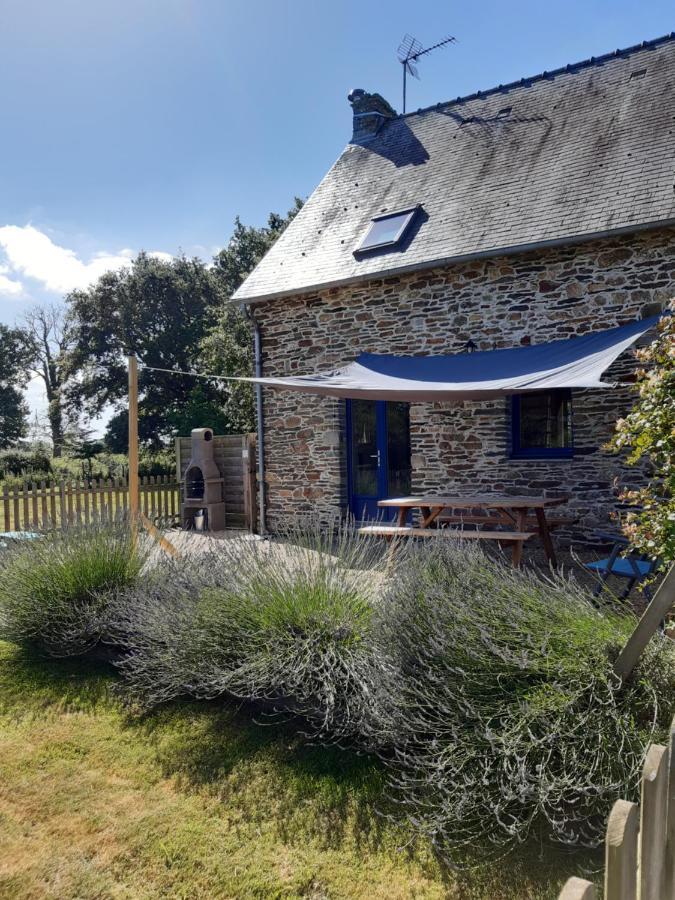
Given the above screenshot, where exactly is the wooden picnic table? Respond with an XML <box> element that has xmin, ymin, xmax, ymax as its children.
<box><xmin>376</xmin><ymin>495</ymin><xmax>569</xmax><ymax>567</ymax></box>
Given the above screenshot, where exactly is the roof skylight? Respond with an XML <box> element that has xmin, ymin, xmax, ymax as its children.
<box><xmin>354</xmin><ymin>206</ymin><xmax>419</xmax><ymax>254</ymax></box>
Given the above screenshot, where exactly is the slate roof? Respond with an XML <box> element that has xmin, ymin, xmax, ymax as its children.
<box><xmin>234</xmin><ymin>33</ymin><xmax>675</xmax><ymax>304</ymax></box>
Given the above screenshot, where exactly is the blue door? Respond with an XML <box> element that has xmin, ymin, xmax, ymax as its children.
<box><xmin>346</xmin><ymin>399</ymin><xmax>412</xmax><ymax>521</ymax></box>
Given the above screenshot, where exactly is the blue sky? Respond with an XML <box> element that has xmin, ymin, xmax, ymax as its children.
<box><xmin>1</xmin><ymin>0</ymin><xmax>673</xmax><ymax>424</ymax></box>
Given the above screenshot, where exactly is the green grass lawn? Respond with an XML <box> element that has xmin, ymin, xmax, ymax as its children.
<box><xmin>0</xmin><ymin>641</ymin><xmax>594</xmax><ymax>899</ymax></box>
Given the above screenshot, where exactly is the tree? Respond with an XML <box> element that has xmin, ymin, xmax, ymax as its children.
<box><xmin>19</xmin><ymin>305</ymin><xmax>72</xmax><ymax>457</ymax></box>
<box><xmin>66</xmin><ymin>200</ymin><xmax>303</xmax><ymax>447</ymax></box>
<box><xmin>211</xmin><ymin>198</ymin><xmax>303</xmax><ymax>296</ymax></box>
<box><xmin>610</xmin><ymin>305</ymin><xmax>675</xmax><ymax>563</ymax></box>
<box><xmin>200</xmin><ymin>198</ymin><xmax>304</xmax><ymax>432</ymax></box>
<box><xmin>66</xmin><ymin>253</ymin><xmax>227</xmax><ymax>449</ymax></box>
<box><xmin>0</xmin><ymin>325</ymin><xmax>29</xmax><ymax>449</ymax></box>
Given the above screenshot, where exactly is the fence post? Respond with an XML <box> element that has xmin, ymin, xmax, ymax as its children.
<box><xmin>2</xmin><ymin>484</ymin><xmax>9</xmax><ymax>531</ymax></box>
<box><xmin>59</xmin><ymin>480</ymin><xmax>66</xmax><ymax>529</ymax></box>
<box><xmin>39</xmin><ymin>480</ymin><xmax>48</xmax><ymax>528</ymax></box>
<box><xmin>605</xmin><ymin>799</ymin><xmax>639</xmax><ymax>900</ymax></box>
<box><xmin>74</xmin><ymin>481</ymin><xmax>82</xmax><ymax>525</ymax></box>
<box><xmin>640</xmin><ymin>743</ymin><xmax>669</xmax><ymax>900</ymax></box>
<box><xmin>30</xmin><ymin>481</ymin><xmax>38</xmax><ymax>529</ymax></box>
<box><xmin>48</xmin><ymin>480</ymin><xmax>56</xmax><ymax>527</ymax></box>
<box><xmin>12</xmin><ymin>485</ymin><xmax>19</xmax><ymax>532</ymax></box>
<box><xmin>558</xmin><ymin>877</ymin><xmax>596</xmax><ymax>900</ymax></box>
<box><xmin>22</xmin><ymin>481</ymin><xmax>29</xmax><ymax>528</ymax></box>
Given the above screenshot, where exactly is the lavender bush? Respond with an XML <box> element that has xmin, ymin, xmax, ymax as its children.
<box><xmin>0</xmin><ymin>523</ymin><xmax>144</xmax><ymax>656</ymax></box>
<box><xmin>369</xmin><ymin>539</ymin><xmax>675</xmax><ymax>858</ymax></box>
<box><xmin>113</xmin><ymin>521</ymin><xmax>398</xmax><ymax>743</ymax></box>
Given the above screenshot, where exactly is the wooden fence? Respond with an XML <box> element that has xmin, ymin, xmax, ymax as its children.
<box><xmin>1</xmin><ymin>476</ymin><xmax>181</xmax><ymax>532</ymax></box>
<box><xmin>559</xmin><ymin>714</ymin><xmax>675</xmax><ymax>899</ymax></box>
<box><xmin>1</xmin><ymin>434</ymin><xmax>257</xmax><ymax>534</ymax></box>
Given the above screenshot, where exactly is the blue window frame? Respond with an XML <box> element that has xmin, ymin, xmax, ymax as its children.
<box><xmin>511</xmin><ymin>390</ymin><xmax>574</xmax><ymax>459</ymax></box>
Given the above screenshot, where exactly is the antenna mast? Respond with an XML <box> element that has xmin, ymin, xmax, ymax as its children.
<box><xmin>397</xmin><ymin>33</ymin><xmax>456</xmax><ymax>114</ymax></box>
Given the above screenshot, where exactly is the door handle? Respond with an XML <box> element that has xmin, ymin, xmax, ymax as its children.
<box><xmin>369</xmin><ymin>451</ymin><xmax>381</xmax><ymax>464</ymax></box>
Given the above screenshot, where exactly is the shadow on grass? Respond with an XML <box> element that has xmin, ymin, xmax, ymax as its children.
<box><xmin>129</xmin><ymin>697</ymin><xmax>393</xmax><ymax>854</ymax></box>
<box><xmin>0</xmin><ymin>641</ymin><xmax>601</xmax><ymax>897</ymax></box>
<box><xmin>0</xmin><ymin>641</ymin><xmax>114</xmax><ymax>717</ymax></box>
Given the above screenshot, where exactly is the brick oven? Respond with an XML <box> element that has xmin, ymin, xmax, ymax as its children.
<box><xmin>180</xmin><ymin>428</ymin><xmax>226</xmax><ymax>531</ymax></box>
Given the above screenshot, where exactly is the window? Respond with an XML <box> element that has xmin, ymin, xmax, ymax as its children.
<box><xmin>354</xmin><ymin>207</ymin><xmax>418</xmax><ymax>254</ymax></box>
<box><xmin>511</xmin><ymin>390</ymin><xmax>573</xmax><ymax>458</ymax></box>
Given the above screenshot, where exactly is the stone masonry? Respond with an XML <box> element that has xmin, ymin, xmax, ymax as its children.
<box><xmin>254</xmin><ymin>227</ymin><xmax>674</xmax><ymax>542</ymax></box>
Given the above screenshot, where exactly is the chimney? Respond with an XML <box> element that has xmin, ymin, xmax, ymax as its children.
<box><xmin>348</xmin><ymin>89</ymin><xmax>397</xmax><ymax>143</ymax></box>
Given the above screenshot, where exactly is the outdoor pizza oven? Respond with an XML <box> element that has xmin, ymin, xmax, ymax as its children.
<box><xmin>181</xmin><ymin>428</ymin><xmax>226</xmax><ymax>531</ymax></box>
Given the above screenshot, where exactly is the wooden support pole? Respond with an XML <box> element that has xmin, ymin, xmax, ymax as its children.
<box><xmin>614</xmin><ymin>564</ymin><xmax>675</xmax><ymax>681</ymax></box>
<box><xmin>139</xmin><ymin>512</ymin><xmax>180</xmax><ymax>559</ymax></box>
<box><xmin>128</xmin><ymin>355</ymin><xmax>139</xmax><ymax>543</ymax></box>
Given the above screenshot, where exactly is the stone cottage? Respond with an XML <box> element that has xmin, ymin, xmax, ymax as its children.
<box><xmin>233</xmin><ymin>34</ymin><xmax>675</xmax><ymax>539</ymax></box>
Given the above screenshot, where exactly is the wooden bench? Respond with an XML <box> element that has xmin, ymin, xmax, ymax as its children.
<box><xmin>357</xmin><ymin>524</ymin><xmax>536</xmax><ymax>566</ymax></box>
<box><xmin>434</xmin><ymin>514</ymin><xmax>578</xmax><ymax>532</ymax></box>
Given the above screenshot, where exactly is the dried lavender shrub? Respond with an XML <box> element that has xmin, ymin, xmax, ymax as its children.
<box><xmin>370</xmin><ymin>539</ymin><xmax>675</xmax><ymax>858</ymax></box>
<box><xmin>113</xmin><ymin>520</ymin><xmax>398</xmax><ymax>744</ymax></box>
<box><xmin>0</xmin><ymin>523</ymin><xmax>144</xmax><ymax>656</ymax></box>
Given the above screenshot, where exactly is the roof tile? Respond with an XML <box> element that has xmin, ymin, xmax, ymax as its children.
<box><xmin>235</xmin><ymin>34</ymin><xmax>675</xmax><ymax>303</ymax></box>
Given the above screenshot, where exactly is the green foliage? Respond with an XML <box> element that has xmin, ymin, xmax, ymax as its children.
<box><xmin>165</xmin><ymin>382</ymin><xmax>232</xmax><ymax>437</ymax></box>
<box><xmin>114</xmin><ymin>531</ymin><xmax>675</xmax><ymax>855</ymax></box>
<box><xmin>0</xmin><ymin>524</ymin><xmax>146</xmax><ymax>656</ymax></box>
<box><xmin>370</xmin><ymin>539</ymin><xmax>675</xmax><ymax>858</ymax></box>
<box><xmin>211</xmin><ymin>198</ymin><xmax>303</xmax><ymax>296</ymax></box>
<box><xmin>199</xmin><ymin>198</ymin><xmax>304</xmax><ymax>434</ymax></box>
<box><xmin>198</xmin><ymin>307</ymin><xmax>256</xmax><ymax>435</ymax></box>
<box><xmin>609</xmin><ymin>306</ymin><xmax>675</xmax><ymax>562</ymax></box>
<box><xmin>0</xmin><ymin>449</ymin><xmax>175</xmax><ymax>490</ymax></box>
<box><xmin>101</xmin><ymin>410</ymin><xmax>128</xmax><ymax>453</ymax></box>
<box><xmin>0</xmin><ymin>324</ymin><xmax>30</xmax><ymax>448</ymax></box>
<box><xmin>5</xmin><ymin>519</ymin><xmax>670</xmax><ymax>861</ymax></box>
<box><xmin>66</xmin><ymin>253</ymin><xmax>226</xmax><ymax>448</ymax></box>
<box><xmin>66</xmin><ymin>200</ymin><xmax>302</xmax><ymax>447</ymax></box>
<box><xmin>0</xmin><ymin>448</ymin><xmax>52</xmax><ymax>481</ymax></box>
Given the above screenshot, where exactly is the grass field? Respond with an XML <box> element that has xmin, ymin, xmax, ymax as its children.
<box><xmin>0</xmin><ymin>642</ymin><xmax>595</xmax><ymax>899</ymax></box>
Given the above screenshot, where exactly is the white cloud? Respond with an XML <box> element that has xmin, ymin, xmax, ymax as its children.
<box><xmin>0</xmin><ymin>225</ymin><xmax>172</xmax><ymax>295</ymax></box>
<box><xmin>0</xmin><ymin>264</ymin><xmax>23</xmax><ymax>296</ymax></box>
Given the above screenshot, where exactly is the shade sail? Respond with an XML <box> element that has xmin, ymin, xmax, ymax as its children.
<box><xmin>244</xmin><ymin>315</ymin><xmax>659</xmax><ymax>401</ymax></box>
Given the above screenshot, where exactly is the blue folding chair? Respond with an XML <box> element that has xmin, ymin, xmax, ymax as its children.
<box><xmin>585</xmin><ymin>532</ymin><xmax>657</xmax><ymax>600</ymax></box>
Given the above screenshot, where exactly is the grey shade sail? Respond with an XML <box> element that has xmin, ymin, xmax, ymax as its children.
<box><xmin>241</xmin><ymin>316</ymin><xmax>659</xmax><ymax>401</ymax></box>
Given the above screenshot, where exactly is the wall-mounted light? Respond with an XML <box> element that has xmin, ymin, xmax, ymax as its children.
<box><xmin>464</xmin><ymin>339</ymin><xmax>478</xmax><ymax>353</ymax></box>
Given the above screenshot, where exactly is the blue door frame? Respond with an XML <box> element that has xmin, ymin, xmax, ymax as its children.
<box><xmin>345</xmin><ymin>399</ymin><xmax>411</xmax><ymax>521</ymax></box>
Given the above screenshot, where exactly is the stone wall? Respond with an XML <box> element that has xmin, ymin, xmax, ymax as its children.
<box><xmin>254</xmin><ymin>227</ymin><xmax>674</xmax><ymax>541</ymax></box>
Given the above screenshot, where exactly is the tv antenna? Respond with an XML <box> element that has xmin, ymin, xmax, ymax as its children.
<box><xmin>397</xmin><ymin>33</ymin><xmax>456</xmax><ymax>114</ymax></box>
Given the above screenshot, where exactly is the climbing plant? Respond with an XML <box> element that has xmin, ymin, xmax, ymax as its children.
<box><xmin>610</xmin><ymin>304</ymin><xmax>675</xmax><ymax>563</ymax></box>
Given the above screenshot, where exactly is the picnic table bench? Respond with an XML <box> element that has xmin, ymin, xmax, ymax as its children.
<box><xmin>358</xmin><ymin>495</ymin><xmax>570</xmax><ymax>567</ymax></box>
